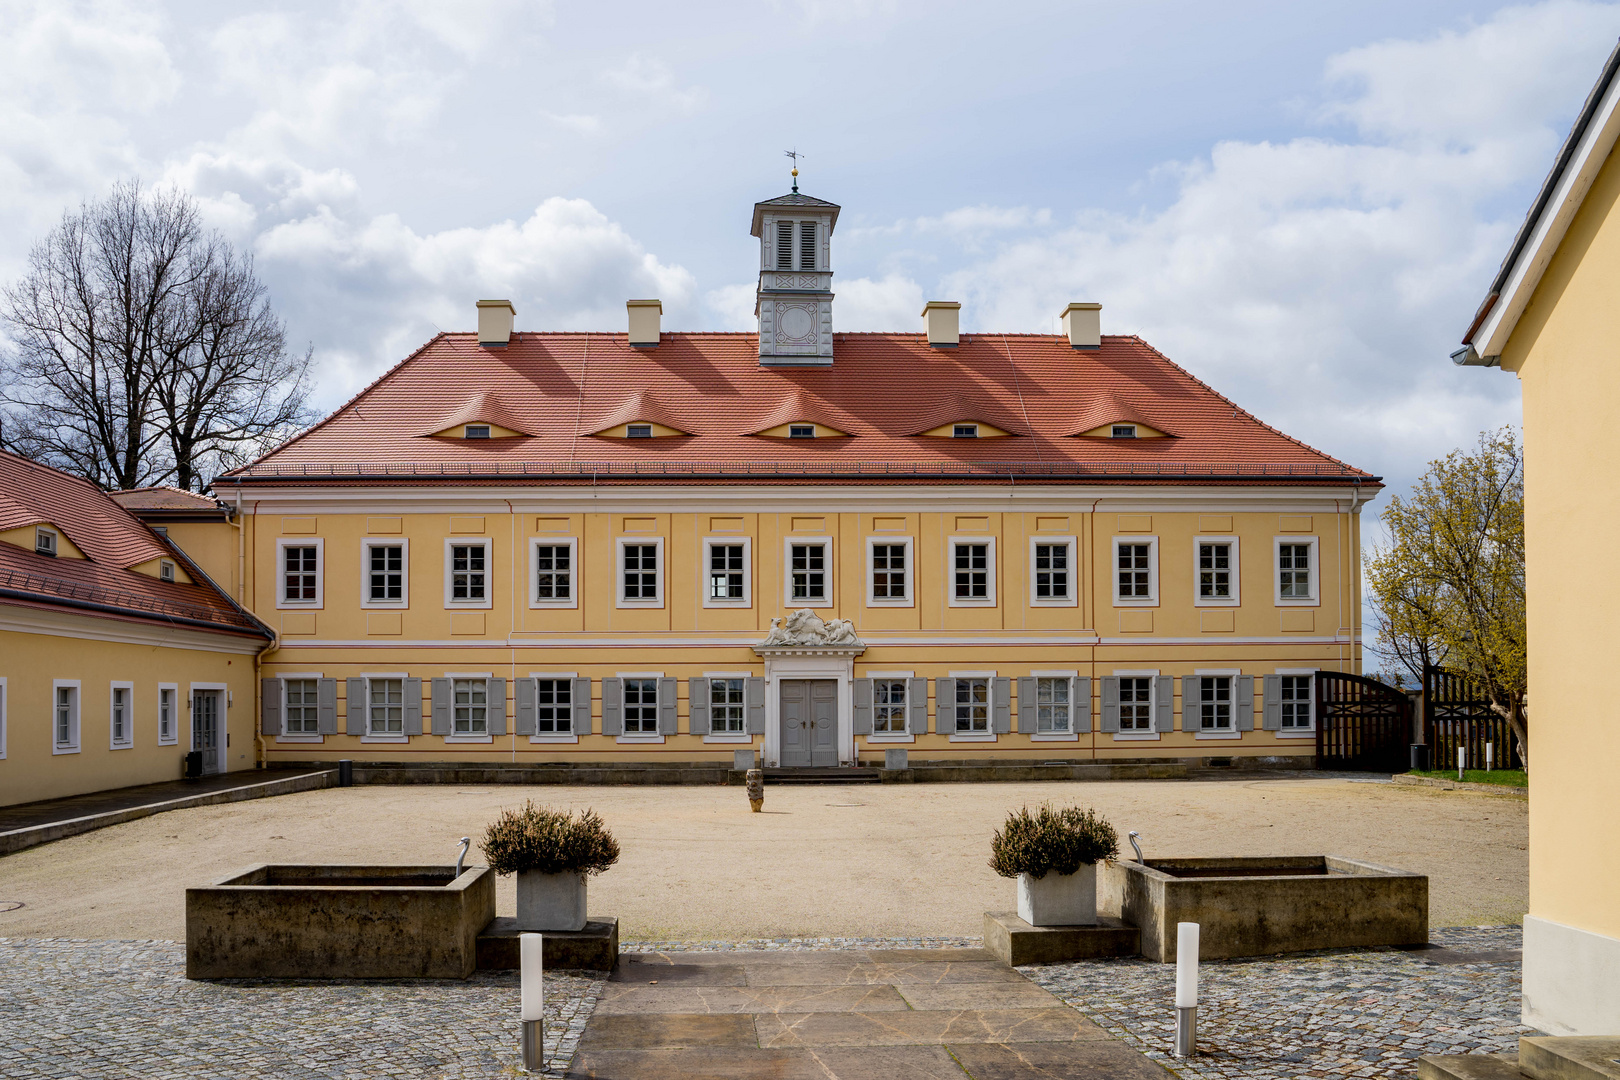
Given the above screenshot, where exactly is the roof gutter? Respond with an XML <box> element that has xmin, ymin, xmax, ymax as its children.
<box><xmin>0</xmin><ymin>588</ymin><xmax>272</xmax><ymax>639</ymax></box>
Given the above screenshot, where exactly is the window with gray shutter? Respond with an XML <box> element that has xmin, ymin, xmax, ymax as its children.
<box><xmin>1180</xmin><ymin>676</ymin><xmax>1198</xmax><ymax>731</ymax></box>
<box><xmin>992</xmin><ymin>677</ymin><xmax>1012</xmax><ymax>734</ymax></box>
<box><xmin>1100</xmin><ymin>676</ymin><xmax>1121</xmax><ymax>733</ymax></box>
<box><xmin>1236</xmin><ymin>675</ymin><xmax>1255</xmax><ymax>731</ymax></box>
<box><xmin>431</xmin><ymin>678</ymin><xmax>453</xmax><ymax>735</ymax></box>
<box><xmin>689</xmin><ymin>678</ymin><xmax>710</xmax><ymax>734</ymax></box>
<box><xmin>1072</xmin><ymin>677</ymin><xmax>1092</xmax><ymax>734</ymax></box>
<box><xmin>403</xmin><ymin>677</ymin><xmax>423</xmax><ymax>736</ymax></box>
<box><xmin>1262</xmin><ymin>674</ymin><xmax>1283</xmax><ymax>730</ymax></box>
<box><xmin>317</xmin><ymin>678</ymin><xmax>338</xmax><ymax>735</ymax></box>
<box><xmin>1017</xmin><ymin>676</ymin><xmax>1036</xmax><ymax>734</ymax></box>
<box><xmin>514</xmin><ymin>678</ymin><xmax>536</xmax><ymax>736</ymax></box>
<box><xmin>745</xmin><ymin>676</ymin><xmax>766</xmax><ymax>734</ymax></box>
<box><xmin>261</xmin><ymin>679</ymin><xmax>281</xmax><ymax>736</ymax></box>
<box><xmin>908</xmin><ymin>677</ymin><xmax>928</xmax><ymax>734</ymax></box>
<box><xmin>1154</xmin><ymin>675</ymin><xmax>1174</xmax><ymax>733</ymax></box>
<box><xmin>487</xmin><ymin>678</ymin><xmax>507</xmax><ymax>736</ymax></box>
<box><xmin>658</xmin><ymin>677</ymin><xmax>677</xmax><ymax>735</ymax></box>
<box><xmin>572</xmin><ymin>677</ymin><xmax>592</xmax><ymax>734</ymax></box>
<box><xmin>346</xmin><ymin>677</ymin><xmax>366</xmax><ymax>736</ymax></box>
<box><xmin>852</xmin><ymin>678</ymin><xmax>873</xmax><ymax>735</ymax></box>
<box><xmin>935</xmin><ymin>678</ymin><xmax>957</xmax><ymax>732</ymax></box>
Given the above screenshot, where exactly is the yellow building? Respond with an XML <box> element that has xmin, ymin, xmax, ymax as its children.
<box><xmin>1453</xmin><ymin>44</ymin><xmax>1620</xmax><ymax>1036</ymax></box>
<box><xmin>201</xmin><ymin>189</ymin><xmax>1379</xmax><ymax>778</ymax></box>
<box><xmin>0</xmin><ymin>457</ymin><xmax>272</xmax><ymax>807</ymax></box>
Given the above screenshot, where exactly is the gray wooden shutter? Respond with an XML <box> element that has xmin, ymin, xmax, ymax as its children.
<box><xmin>852</xmin><ymin>678</ymin><xmax>873</xmax><ymax>735</ymax></box>
<box><xmin>1262</xmin><ymin>674</ymin><xmax>1283</xmax><ymax>730</ymax></box>
<box><xmin>936</xmin><ymin>678</ymin><xmax>956</xmax><ymax>734</ymax></box>
<box><xmin>487</xmin><ymin>678</ymin><xmax>506</xmax><ymax>735</ymax></box>
<box><xmin>1154</xmin><ymin>676</ymin><xmax>1174</xmax><ymax>734</ymax></box>
<box><xmin>992</xmin><ymin>677</ymin><xmax>1012</xmax><ymax>734</ymax></box>
<box><xmin>1236</xmin><ymin>675</ymin><xmax>1255</xmax><ymax>731</ymax></box>
<box><xmin>908</xmin><ymin>677</ymin><xmax>928</xmax><ymax>734</ymax></box>
<box><xmin>346</xmin><ymin>677</ymin><xmax>367</xmax><ymax>735</ymax></box>
<box><xmin>514</xmin><ymin>678</ymin><xmax>536</xmax><ymax>736</ymax></box>
<box><xmin>1073</xmin><ymin>677</ymin><xmax>1091</xmax><ymax>734</ymax></box>
<box><xmin>1100</xmin><ymin>677</ymin><xmax>1120</xmax><ymax>733</ymax></box>
<box><xmin>745</xmin><ymin>676</ymin><xmax>766</xmax><ymax>734</ymax></box>
<box><xmin>658</xmin><ymin>677</ymin><xmax>677</xmax><ymax>734</ymax></box>
<box><xmin>401</xmin><ymin>677</ymin><xmax>422</xmax><ymax>736</ymax></box>
<box><xmin>1180</xmin><ymin>676</ymin><xmax>1198</xmax><ymax>732</ymax></box>
<box><xmin>602</xmin><ymin>677</ymin><xmax>623</xmax><ymax>736</ymax></box>
<box><xmin>1017</xmin><ymin>677</ymin><xmax>1036</xmax><ymax>734</ymax></box>
<box><xmin>317</xmin><ymin>678</ymin><xmax>337</xmax><ymax>735</ymax></box>
<box><xmin>261</xmin><ymin>679</ymin><xmax>281</xmax><ymax>736</ymax></box>
<box><xmin>571</xmin><ymin>677</ymin><xmax>592</xmax><ymax>734</ymax></box>
<box><xmin>431</xmin><ymin>678</ymin><xmax>452</xmax><ymax>735</ymax></box>
<box><xmin>689</xmin><ymin>678</ymin><xmax>710</xmax><ymax>735</ymax></box>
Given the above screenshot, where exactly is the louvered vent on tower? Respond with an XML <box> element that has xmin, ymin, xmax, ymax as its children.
<box><xmin>799</xmin><ymin>221</ymin><xmax>816</xmax><ymax>270</ymax></box>
<box><xmin>776</xmin><ymin>221</ymin><xmax>793</xmax><ymax>269</ymax></box>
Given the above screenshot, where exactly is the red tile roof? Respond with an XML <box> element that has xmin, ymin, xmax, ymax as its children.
<box><xmin>227</xmin><ymin>332</ymin><xmax>1377</xmax><ymax>487</ymax></box>
<box><xmin>108</xmin><ymin>486</ymin><xmax>221</xmax><ymax>511</ymax></box>
<box><xmin>0</xmin><ymin>452</ymin><xmax>269</xmax><ymax>637</ymax></box>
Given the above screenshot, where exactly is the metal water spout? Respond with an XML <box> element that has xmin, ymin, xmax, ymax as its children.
<box><xmin>1128</xmin><ymin>831</ymin><xmax>1145</xmax><ymax>864</ymax></box>
<box><xmin>455</xmin><ymin>836</ymin><xmax>471</xmax><ymax>878</ymax></box>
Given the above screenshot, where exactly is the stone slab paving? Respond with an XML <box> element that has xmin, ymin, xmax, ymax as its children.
<box><xmin>0</xmin><ymin>937</ymin><xmax>603</xmax><ymax>1078</ymax></box>
<box><xmin>1020</xmin><ymin>926</ymin><xmax>1534</xmax><ymax>1080</ymax></box>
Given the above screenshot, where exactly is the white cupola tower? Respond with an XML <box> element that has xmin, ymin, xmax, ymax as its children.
<box><xmin>750</xmin><ymin>178</ymin><xmax>840</xmax><ymax>366</ymax></box>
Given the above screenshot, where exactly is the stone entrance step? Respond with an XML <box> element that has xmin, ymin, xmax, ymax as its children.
<box><xmin>1420</xmin><ymin>1037</ymin><xmax>1620</xmax><ymax>1080</ymax></box>
<box><xmin>983</xmin><ymin>911</ymin><xmax>1141</xmax><ymax>966</ymax></box>
<box><xmin>763</xmin><ymin>767</ymin><xmax>882</xmax><ymax>784</ymax></box>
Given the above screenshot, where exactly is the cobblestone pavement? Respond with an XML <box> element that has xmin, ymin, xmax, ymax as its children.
<box><xmin>0</xmin><ymin>938</ymin><xmax>603</xmax><ymax>1078</ymax></box>
<box><xmin>1021</xmin><ymin>926</ymin><xmax>1534</xmax><ymax>1080</ymax></box>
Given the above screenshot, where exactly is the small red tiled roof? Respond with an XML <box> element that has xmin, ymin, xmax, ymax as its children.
<box><xmin>423</xmin><ymin>390</ymin><xmax>536</xmax><ymax>437</ymax></box>
<box><xmin>229</xmin><ymin>332</ymin><xmax>1376</xmax><ymax>486</ymax></box>
<box><xmin>108</xmin><ymin>486</ymin><xmax>221</xmax><ymax>511</ymax></box>
<box><xmin>0</xmin><ymin>452</ymin><xmax>268</xmax><ymax>637</ymax></box>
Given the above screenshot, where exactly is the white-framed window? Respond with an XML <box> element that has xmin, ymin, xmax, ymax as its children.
<box><xmin>276</xmin><ymin>538</ymin><xmax>323</xmax><ymax>608</ymax></box>
<box><xmin>953</xmin><ymin>676</ymin><xmax>991</xmax><ymax>733</ymax></box>
<box><xmin>1194</xmin><ymin>536</ymin><xmax>1240</xmax><ymax>606</ymax></box>
<box><xmin>157</xmin><ymin>683</ymin><xmax>178</xmax><ymax>745</ymax></box>
<box><xmin>35</xmin><ymin>526</ymin><xmax>57</xmax><ymax>556</ymax></box>
<box><xmin>626</xmin><ymin>423</ymin><xmax>653</xmax><ymax>439</ymax></box>
<box><xmin>444</xmin><ymin>539</ymin><xmax>492</xmax><ymax>609</ymax></box>
<box><xmin>953</xmin><ymin>424</ymin><xmax>978</xmax><ymax>438</ymax></box>
<box><xmin>452</xmin><ymin>678</ymin><xmax>489</xmax><ymax>735</ymax></box>
<box><xmin>1033</xmin><ymin>677</ymin><xmax>1071</xmax><ymax>733</ymax></box>
<box><xmin>159</xmin><ymin>559</ymin><xmax>176</xmax><ymax>582</ymax></box>
<box><xmin>0</xmin><ymin>676</ymin><xmax>8</xmax><ymax>759</ymax></box>
<box><xmin>783</xmin><ymin>537</ymin><xmax>832</xmax><ymax>607</ymax></box>
<box><xmin>873</xmin><ymin>679</ymin><xmax>909</xmax><ymax>733</ymax></box>
<box><xmin>866</xmin><ymin>537</ymin><xmax>913</xmax><ymax>607</ymax></box>
<box><xmin>283</xmin><ymin>678</ymin><xmax>321</xmax><ymax>735</ymax></box>
<box><xmin>1275</xmin><ymin>537</ymin><xmax>1319</xmax><ymax>605</ymax></box>
<box><xmin>623</xmin><ymin>678</ymin><xmax>660</xmax><ymax>734</ymax></box>
<box><xmin>109</xmin><ymin>682</ymin><xmax>134</xmax><ymax>749</ymax></box>
<box><xmin>1029</xmin><ymin>536</ymin><xmax>1076</xmax><ymax>606</ymax></box>
<box><xmin>361</xmin><ymin>539</ymin><xmax>408</xmax><ymax>608</ymax></box>
<box><xmin>1195</xmin><ymin>674</ymin><xmax>1234</xmax><ymax>731</ymax></box>
<box><xmin>949</xmin><ymin>538</ymin><xmax>996</xmax><ymax>606</ymax></box>
<box><xmin>1120</xmin><ymin>677</ymin><xmax>1154</xmax><ymax>732</ymax></box>
<box><xmin>1112</xmin><ymin>536</ymin><xmax>1158</xmax><ymax>606</ymax></box>
<box><xmin>617</xmin><ymin>537</ymin><xmax>664</xmax><ymax>608</ymax></box>
<box><xmin>529</xmin><ymin>538</ymin><xmax>578</xmax><ymax>609</ymax></box>
<box><xmin>1111</xmin><ymin>425</ymin><xmax>1137</xmax><ymax>438</ymax></box>
<box><xmin>707</xmin><ymin>678</ymin><xmax>747</xmax><ymax>734</ymax></box>
<box><xmin>465</xmin><ymin>424</ymin><xmax>491</xmax><ymax>439</ymax></box>
<box><xmin>368</xmin><ymin>677</ymin><xmax>405</xmax><ymax>735</ymax></box>
<box><xmin>789</xmin><ymin>424</ymin><xmax>814</xmax><ymax>439</ymax></box>
<box><xmin>52</xmin><ymin>679</ymin><xmax>80</xmax><ymax>754</ymax></box>
<box><xmin>1276</xmin><ymin>669</ymin><xmax>1316</xmax><ymax>736</ymax></box>
<box><xmin>702</xmin><ymin>537</ymin><xmax>751</xmax><ymax>608</ymax></box>
<box><xmin>534</xmin><ymin>677</ymin><xmax>573</xmax><ymax>734</ymax></box>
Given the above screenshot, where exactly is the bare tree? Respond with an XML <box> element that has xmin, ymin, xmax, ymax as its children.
<box><xmin>1</xmin><ymin>180</ymin><xmax>312</xmax><ymax>491</ymax></box>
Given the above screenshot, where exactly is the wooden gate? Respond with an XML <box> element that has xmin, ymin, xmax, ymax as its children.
<box><xmin>1315</xmin><ymin>672</ymin><xmax>1412</xmax><ymax>772</ymax></box>
<box><xmin>1423</xmin><ymin>665</ymin><xmax>1522</xmax><ymax>770</ymax></box>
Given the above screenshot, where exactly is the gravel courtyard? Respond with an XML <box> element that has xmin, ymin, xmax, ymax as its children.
<box><xmin>0</xmin><ymin>775</ymin><xmax>1525</xmax><ymax>940</ymax></box>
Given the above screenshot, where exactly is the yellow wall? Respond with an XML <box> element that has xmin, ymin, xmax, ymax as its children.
<box><xmin>0</xmin><ymin>624</ymin><xmax>259</xmax><ymax>807</ymax></box>
<box><xmin>162</xmin><ymin>520</ymin><xmax>244</xmax><ymax>603</ymax></box>
<box><xmin>1498</xmin><ymin>143</ymin><xmax>1620</xmax><ymax>941</ymax></box>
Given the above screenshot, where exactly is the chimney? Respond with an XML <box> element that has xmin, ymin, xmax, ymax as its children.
<box><xmin>921</xmin><ymin>301</ymin><xmax>960</xmax><ymax>348</ymax></box>
<box><xmin>627</xmin><ymin>299</ymin><xmax>662</xmax><ymax>349</ymax></box>
<box><xmin>1060</xmin><ymin>302</ymin><xmax>1101</xmax><ymax>350</ymax></box>
<box><xmin>476</xmin><ymin>300</ymin><xmax>515</xmax><ymax>347</ymax></box>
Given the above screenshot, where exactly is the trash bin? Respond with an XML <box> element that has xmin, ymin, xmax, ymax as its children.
<box><xmin>1409</xmin><ymin>744</ymin><xmax>1430</xmax><ymax>772</ymax></box>
<box><xmin>184</xmin><ymin>751</ymin><xmax>203</xmax><ymax>779</ymax></box>
<box><xmin>338</xmin><ymin>759</ymin><xmax>353</xmax><ymax>787</ymax></box>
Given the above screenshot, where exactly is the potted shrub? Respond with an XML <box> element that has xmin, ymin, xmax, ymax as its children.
<box><xmin>480</xmin><ymin>802</ymin><xmax>620</xmax><ymax>932</ymax></box>
<box><xmin>989</xmin><ymin>804</ymin><xmax>1118</xmax><ymax>927</ymax></box>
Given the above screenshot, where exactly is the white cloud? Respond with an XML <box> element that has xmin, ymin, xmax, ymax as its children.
<box><xmin>835</xmin><ymin>274</ymin><xmax>926</xmax><ymax>331</ymax></box>
<box><xmin>601</xmin><ymin>54</ymin><xmax>707</xmax><ymax>112</ymax></box>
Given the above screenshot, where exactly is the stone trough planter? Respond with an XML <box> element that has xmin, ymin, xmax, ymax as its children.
<box><xmin>516</xmin><ymin>869</ymin><xmax>587</xmax><ymax>931</ymax></box>
<box><xmin>1098</xmin><ymin>855</ymin><xmax>1427</xmax><ymax>962</ymax></box>
<box><xmin>186</xmin><ymin>864</ymin><xmax>495</xmax><ymax>979</ymax></box>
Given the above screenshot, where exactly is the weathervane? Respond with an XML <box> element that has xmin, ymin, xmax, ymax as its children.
<box><xmin>784</xmin><ymin>148</ymin><xmax>803</xmax><ymax>193</ymax></box>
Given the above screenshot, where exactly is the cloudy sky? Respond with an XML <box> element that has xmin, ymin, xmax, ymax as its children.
<box><xmin>3</xmin><ymin>0</ymin><xmax>1617</xmax><ymax>503</ymax></box>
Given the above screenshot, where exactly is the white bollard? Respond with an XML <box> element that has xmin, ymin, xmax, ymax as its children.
<box><xmin>520</xmin><ymin>932</ymin><xmax>544</xmax><ymax>1072</ymax></box>
<box><xmin>1485</xmin><ymin>742</ymin><xmax>1493</xmax><ymax>772</ymax></box>
<box><xmin>1174</xmin><ymin>922</ymin><xmax>1199</xmax><ymax>1057</ymax></box>
<box><xmin>1458</xmin><ymin>744</ymin><xmax>1466</xmax><ymax>781</ymax></box>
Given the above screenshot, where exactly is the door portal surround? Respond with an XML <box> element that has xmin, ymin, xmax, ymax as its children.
<box><xmin>189</xmin><ymin>682</ymin><xmax>229</xmax><ymax>776</ymax></box>
<box><xmin>753</xmin><ymin>609</ymin><xmax>866</xmax><ymax>768</ymax></box>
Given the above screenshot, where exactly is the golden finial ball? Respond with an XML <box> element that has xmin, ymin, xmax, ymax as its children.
<box><xmin>791</xmin><ymin>167</ymin><xmax>798</xmax><ymax>177</ymax></box>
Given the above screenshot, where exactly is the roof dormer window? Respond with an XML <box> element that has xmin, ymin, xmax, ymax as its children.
<box><xmin>626</xmin><ymin>424</ymin><xmax>653</xmax><ymax>439</ymax></box>
<box><xmin>465</xmin><ymin>425</ymin><xmax>490</xmax><ymax>439</ymax></box>
<box><xmin>799</xmin><ymin>222</ymin><xmax>816</xmax><ymax>270</ymax></box>
<box><xmin>789</xmin><ymin>425</ymin><xmax>815</xmax><ymax>439</ymax></box>
<box><xmin>35</xmin><ymin>527</ymin><xmax>56</xmax><ymax>557</ymax></box>
<box><xmin>1111</xmin><ymin>425</ymin><xmax>1137</xmax><ymax>438</ymax></box>
<box><xmin>160</xmin><ymin>560</ymin><xmax>176</xmax><ymax>582</ymax></box>
<box><xmin>953</xmin><ymin>424</ymin><xmax>978</xmax><ymax>439</ymax></box>
<box><xmin>776</xmin><ymin>221</ymin><xmax>793</xmax><ymax>270</ymax></box>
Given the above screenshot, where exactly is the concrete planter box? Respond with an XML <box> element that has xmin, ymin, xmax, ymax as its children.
<box><xmin>186</xmin><ymin>864</ymin><xmax>495</xmax><ymax>979</ymax></box>
<box><xmin>1016</xmin><ymin>864</ymin><xmax>1098</xmax><ymax>927</ymax></box>
<box><xmin>516</xmin><ymin>870</ymin><xmax>587</xmax><ymax>931</ymax></box>
<box><xmin>1099</xmin><ymin>855</ymin><xmax>1427</xmax><ymax>962</ymax></box>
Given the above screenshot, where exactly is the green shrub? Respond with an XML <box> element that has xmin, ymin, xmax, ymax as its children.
<box><xmin>989</xmin><ymin>804</ymin><xmax>1118</xmax><ymax>880</ymax></box>
<box><xmin>479</xmin><ymin>802</ymin><xmax>621</xmax><ymax>877</ymax></box>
